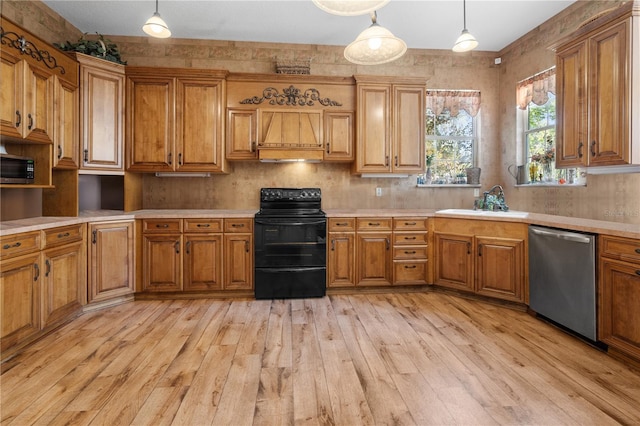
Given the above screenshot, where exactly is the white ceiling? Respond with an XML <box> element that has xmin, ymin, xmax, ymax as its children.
<box><xmin>42</xmin><ymin>0</ymin><xmax>576</xmax><ymax>52</ymax></box>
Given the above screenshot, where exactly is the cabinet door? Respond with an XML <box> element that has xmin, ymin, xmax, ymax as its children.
<box><xmin>224</xmin><ymin>233</ymin><xmax>253</xmax><ymax>290</ymax></box>
<box><xmin>356</xmin><ymin>232</ymin><xmax>392</xmax><ymax>286</ymax></box>
<box><xmin>328</xmin><ymin>232</ymin><xmax>355</xmax><ymax>287</ymax></box>
<box><xmin>184</xmin><ymin>234</ymin><xmax>223</xmax><ymax>291</ymax></box>
<box><xmin>80</xmin><ymin>59</ymin><xmax>125</xmax><ymax>171</ymax></box>
<box><xmin>126</xmin><ymin>76</ymin><xmax>174</xmax><ymax>171</ymax></box>
<box><xmin>475</xmin><ymin>236</ymin><xmax>524</xmax><ymax>302</ymax></box>
<box><xmin>176</xmin><ymin>78</ymin><xmax>225</xmax><ymax>172</ymax></box>
<box><xmin>53</xmin><ymin>77</ymin><xmax>79</xmax><ymax>169</ymax></box>
<box><xmin>88</xmin><ymin>221</ymin><xmax>134</xmax><ymax>303</ymax></box>
<box><xmin>227</xmin><ymin>108</ymin><xmax>258</xmax><ymax>160</ymax></box>
<box><xmin>599</xmin><ymin>258</ymin><xmax>640</xmax><ymax>360</ymax></box>
<box><xmin>356</xmin><ymin>84</ymin><xmax>391</xmax><ymax>173</ymax></box>
<box><xmin>324</xmin><ymin>111</ymin><xmax>354</xmax><ymax>161</ymax></box>
<box><xmin>556</xmin><ymin>40</ymin><xmax>588</xmax><ymax>168</ymax></box>
<box><xmin>392</xmin><ymin>85</ymin><xmax>424</xmax><ymax>172</ymax></box>
<box><xmin>23</xmin><ymin>63</ymin><xmax>54</xmax><ymax>144</ymax></box>
<box><xmin>434</xmin><ymin>232</ymin><xmax>473</xmax><ymax>292</ymax></box>
<box><xmin>143</xmin><ymin>234</ymin><xmax>182</xmax><ymax>291</ymax></box>
<box><xmin>0</xmin><ymin>253</ymin><xmax>41</xmax><ymax>352</ymax></box>
<box><xmin>588</xmin><ymin>21</ymin><xmax>630</xmax><ymax>166</ymax></box>
<box><xmin>0</xmin><ymin>52</ymin><xmax>24</xmax><ymax>140</ymax></box>
<box><xmin>41</xmin><ymin>241</ymin><xmax>85</xmax><ymax>328</ymax></box>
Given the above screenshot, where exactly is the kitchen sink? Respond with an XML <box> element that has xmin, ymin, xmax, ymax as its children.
<box><xmin>436</xmin><ymin>209</ymin><xmax>530</xmax><ymax>218</ymax></box>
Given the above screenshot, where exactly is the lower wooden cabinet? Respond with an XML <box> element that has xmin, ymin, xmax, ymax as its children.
<box><xmin>328</xmin><ymin>218</ymin><xmax>356</xmax><ymax>288</ymax></box>
<box><xmin>599</xmin><ymin>235</ymin><xmax>640</xmax><ymax>361</ymax></box>
<box><xmin>223</xmin><ymin>219</ymin><xmax>253</xmax><ymax>291</ymax></box>
<box><xmin>143</xmin><ymin>233</ymin><xmax>182</xmax><ymax>292</ymax></box>
<box><xmin>88</xmin><ymin>220</ymin><xmax>135</xmax><ymax>303</ymax></box>
<box><xmin>433</xmin><ymin>218</ymin><xmax>527</xmax><ymax>303</ymax></box>
<box><xmin>184</xmin><ymin>234</ymin><xmax>223</xmax><ymax>291</ymax></box>
<box><xmin>356</xmin><ymin>218</ymin><xmax>393</xmax><ymax>286</ymax></box>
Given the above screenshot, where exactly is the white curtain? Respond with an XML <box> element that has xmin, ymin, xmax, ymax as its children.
<box><xmin>516</xmin><ymin>67</ymin><xmax>556</xmax><ymax>110</ymax></box>
<box><xmin>425</xmin><ymin>90</ymin><xmax>481</xmax><ymax>117</ymax></box>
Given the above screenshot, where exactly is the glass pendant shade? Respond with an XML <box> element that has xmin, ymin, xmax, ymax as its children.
<box><xmin>143</xmin><ymin>0</ymin><xmax>171</xmax><ymax>38</ymax></box>
<box><xmin>452</xmin><ymin>29</ymin><xmax>478</xmax><ymax>52</ymax></box>
<box><xmin>312</xmin><ymin>0</ymin><xmax>390</xmax><ymax>16</ymax></box>
<box><xmin>344</xmin><ymin>20</ymin><xmax>407</xmax><ymax>65</ymax></box>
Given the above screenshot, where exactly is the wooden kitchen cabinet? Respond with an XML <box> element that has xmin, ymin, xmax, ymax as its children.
<box><xmin>356</xmin><ymin>218</ymin><xmax>393</xmax><ymax>286</ymax></box>
<box><xmin>555</xmin><ymin>3</ymin><xmax>640</xmax><ymax>168</ymax></box>
<box><xmin>599</xmin><ymin>235</ymin><xmax>640</xmax><ymax>362</ymax></box>
<box><xmin>76</xmin><ymin>53</ymin><xmax>125</xmax><ymax>172</ymax></box>
<box><xmin>324</xmin><ymin>111</ymin><xmax>354</xmax><ymax>161</ymax></box>
<box><xmin>226</xmin><ymin>108</ymin><xmax>258</xmax><ymax>160</ymax></box>
<box><xmin>52</xmin><ymin>77</ymin><xmax>79</xmax><ymax>169</ymax></box>
<box><xmin>126</xmin><ymin>67</ymin><xmax>228</xmax><ymax>173</ymax></box>
<box><xmin>327</xmin><ymin>218</ymin><xmax>356</xmax><ymax>287</ymax></box>
<box><xmin>41</xmin><ymin>225</ymin><xmax>86</xmax><ymax>328</ymax></box>
<box><xmin>88</xmin><ymin>220</ymin><xmax>135</xmax><ymax>304</ymax></box>
<box><xmin>393</xmin><ymin>217</ymin><xmax>429</xmax><ymax>286</ymax></box>
<box><xmin>354</xmin><ymin>76</ymin><xmax>425</xmax><ymax>174</ymax></box>
<box><xmin>434</xmin><ymin>218</ymin><xmax>527</xmax><ymax>303</ymax></box>
<box><xmin>183</xmin><ymin>218</ymin><xmax>224</xmax><ymax>291</ymax></box>
<box><xmin>142</xmin><ymin>219</ymin><xmax>182</xmax><ymax>292</ymax></box>
<box><xmin>224</xmin><ymin>218</ymin><xmax>253</xmax><ymax>291</ymax></box>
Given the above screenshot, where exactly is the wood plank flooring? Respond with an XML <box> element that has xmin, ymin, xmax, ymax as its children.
<box><xmin>2</xmin><ymin>291</ymin><xmax>640</xmax><ymax>425</ymax></box>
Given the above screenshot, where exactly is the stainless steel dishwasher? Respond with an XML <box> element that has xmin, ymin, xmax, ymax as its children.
<box><xmin>528</xmin><ymin>225</ymin><xmax>597</xmax><ymax>341</ymax></box>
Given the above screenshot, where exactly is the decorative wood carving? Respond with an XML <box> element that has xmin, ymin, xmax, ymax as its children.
<box><xmin>0</xmin><ymin>26</ymin><xmax>66</xmax><ymax>74</ymax></box>
<box><xmin>240</xmin><ymin>85</ymin><xmax>342</xmax><ymax>107</ymax></box>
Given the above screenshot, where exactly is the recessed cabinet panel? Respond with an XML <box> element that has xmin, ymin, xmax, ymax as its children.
<box><xmin>227</xmin><ymin>108</ymin><xmax>258</xmax><ymax>160</ymax></box>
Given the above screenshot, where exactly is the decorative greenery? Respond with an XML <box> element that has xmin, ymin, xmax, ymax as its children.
<box><xmin>55</xmin><ymin>33</ymin><xmax>127</xmax><ymax>65</ymax></box>
<box><xmin>531</xmin><ymin>134</ymin><xmax>555</xmax><ymax>165</ymax></box>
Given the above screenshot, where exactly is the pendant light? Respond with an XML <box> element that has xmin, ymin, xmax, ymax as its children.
<box><xmin>344</xmin><ymin>11</ymin><xmax>407</xmax><ymax>65</ymax></box>
<box><xmin>143</xmin><ymin>0</ymin><xmax>171</xmax><ymax>38</ymax></box>
<box><xmin>312</xmin><ymin>0</ymin><xmax>390</xmax><ymax>16</ymax></box>
<box><xmin>452</xmin><ymin>0</ymin><xmax>478</xmax><ymax>52</ymax></box>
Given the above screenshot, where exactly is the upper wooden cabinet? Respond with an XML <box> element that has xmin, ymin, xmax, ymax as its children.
<box><xmin>75</xmin><ymin>53</ymin><xmax>125</xmax><ymax>173</ymax></box>
<box><xmin>126</xmin><ymin>67</ymin><xmax>228</xmax><ymax>173</ymax></box>
<box><xmin>226</xmin><ymin>73</ymin><xmax>355</xmax><ymax>162</ymax></box>
<box><xmin>53</xmin><ymin>76</ymin><xmax>79</xmax><ymax>169</ymax></box>
<box><xmin>354</xmin><ymin>76</ymin><xmax>425</xmax><ymax>174</ymax></box>
<box><xmin>555</xmin><ymin>2</ymin><xmax>640</xmax><ymax>168</ymax></box>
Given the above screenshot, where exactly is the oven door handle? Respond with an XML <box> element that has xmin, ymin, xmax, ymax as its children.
<box><xmin>255</xmin><ymin>219</ymin><xmax>326</xmax><ymax>226</ymax></box>
<box><xmin>256</xmin><ymin>266</ymin><xmax>326</xmax><ymax>273</ymax></box>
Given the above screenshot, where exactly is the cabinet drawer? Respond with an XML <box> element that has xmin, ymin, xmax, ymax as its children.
<box><xmin>184</xmin><ymin>218</ymin><xmax>223</xmax><ymax>233</ymax></box>
<box><xmin>393</xmin><ymin>232</ymin><xmax>428</xmax><ymax>245</ymax></box>
<box><xmin>0</xmin><ymin>231</ymin><xmax>41</xmax><ymax>259</ymax></box>
<box><xmin>43</xmin><ymin>224</ymin><xmax>84</xmax><ymax>248</ymax></box>
<box><xmin>357</xmin><ymin>218</ymin><xmax>393</xmax><ymax>231</ymax></box>
<box><xmin>328</xmin><ymin>218</ymin><xmax>356</xmax><ymax>232</ymax></box>
<box><xmin>224</xmin><ymin>218</ymin><xmax>253</xmax><ymax>233</ymax></box>
<box><xmin>600</xmin><ymin>235</ymin><xmax>640</xmax><ymax>263</ymax></box>
<box><xmin>393</xmin><ymin>260</ymin><xmax>428</xmax><ymax>285</ymax></box>
<box><xmin>393</xmin><ymin>246</ymin><xmax>428</xmax><ymax>259</ymax></box>
<box><xmin>393</xmin><ymin>218</ymin><xmax>428</xmax><ymax>231</ymax></box>
<box><xmin>142</xmin><ymin>219</ymin><xmax>182</xmax><ymax>233</ymax></box>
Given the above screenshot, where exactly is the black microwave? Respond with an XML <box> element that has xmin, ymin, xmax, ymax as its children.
<box><xmin>0</xmin><ymin>154</ymin><xmax>35</xmax><ymax>184</ymax></box>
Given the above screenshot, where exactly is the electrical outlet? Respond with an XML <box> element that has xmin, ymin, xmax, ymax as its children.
<box><xmin>376</xmin><ymin>187</ymin><xmax>382</xmax><ymax>197</ymax></box>
<box><xmin>474</xmin><ymin>188</ymin><xmax>480</xmax><ymax>197</ymax></box>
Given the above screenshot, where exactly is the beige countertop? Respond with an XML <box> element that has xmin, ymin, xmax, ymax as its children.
<box><xmin>1</xmin><ymin>208</ymin><xmax>638</xmax><ymax>240</ymax></box>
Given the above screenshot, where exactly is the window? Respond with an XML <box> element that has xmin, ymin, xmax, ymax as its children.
<box><xmin>420</xmin><ymin>90</ymin><xmax>480</xmax><ymax>185</ymax></box>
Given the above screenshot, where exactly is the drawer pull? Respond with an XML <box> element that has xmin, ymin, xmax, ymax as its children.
<box><xmin>404</xmin><ymin>265</ymin><xmax>417</xmax><ymax>269</ymax></box>
<box><xmin>3</xmin><ymin>242</ymin><xmax>22</xmax><ymax>249</ymax></box>
<box><xmin>245</xmin><ymin>240</ymin><xmax>250</xmax><ymax>253</ymax></box>
<box><xmin>232</xmin><ymin>223</ymin><xmax>245</xmax><ymax>228</ymax></box>
<box><xmin>57</xmin><ymin>232</ymin><xmax>70</xmax><ymax>238</ymax></box>
<box><xmin>405</xmin><ymin>250</ymin><xmax>416</xmax><ymax>254</ymax></box>
<box><xmin>385</xmin><ymin>238</ymin><xmax>390</xmax><ymax>250</ymax></box>
<box><xmin>196</xmin><ymin>223</ymin><xmax>211</xmax><ymax>228</ymax></box>
<box><xmin>636</xmin><ymin>270</ymin><xmax>640</xmax><ymax>276</ymax></box>
<box><xmin>336</xmin><ymin>223</ymin><xmax>349</xmax><ymax>227</ymax></box>
<box><xmin>405</xmin><ymin>222</ymin><xmax>416</xmax><ymax>226</ymax></box>
<box><xmin>635</xmin><ymin>248</ymin><xmax>640</xmax><ymax>254</ymax></box>
<box><xmin>92</xmin><ymin>230</ymin><xmax>97</xmax><ymax>244</ymax></box>
<box><xmin>174</xmin><ymin>241</ymin><xmax>180</xmax><ymax>254</ymax></box>
<box><xmin>34</xmin><ymin>263</ymin><xmax>39</xmax><ymax>281</ymax></box>
<box><xmin>368</xmin><ymin>222</ymin><xmax>380</xmax><ymax>226</ymax></box>
<box><xmin>404</xmin><ymin>236</ymin><xmax>417</xmax><ymax>240</ymax></box>
<box><xmin>156</xmin><ymin>224</ymin><xmax>170</xmax><ymax>228</ymax></box>
<box><xmin>186</xmin><ymin>241</ymin><xmax>191</xmax><ymax>255</ymax></box>
<box><xmin>45</xmin><ymin>259</ymin><xmax>51</xmax><ymax>277</ymax></box>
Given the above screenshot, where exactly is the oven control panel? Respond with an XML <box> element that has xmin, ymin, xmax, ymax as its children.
<box><xmin>260</xmin><ymin>188</ymin><xmax>321</xmax><ymax>201</ymax></box>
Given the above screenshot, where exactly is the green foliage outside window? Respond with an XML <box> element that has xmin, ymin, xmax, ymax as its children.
<box><xmin>424</xmin><ymin>110</ymin><xmax>475</xmax><ymax>184</ymax></box>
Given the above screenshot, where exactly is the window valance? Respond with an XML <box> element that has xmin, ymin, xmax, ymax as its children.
<box><xmin>516</xmin><ymin>67</ymin><xmax>556</xmax><ymax>110</ymax></box>
<box><xmin>425</xmin><ymin>90</ymin><xmax>481</xmax><ymax>117</ymax></box>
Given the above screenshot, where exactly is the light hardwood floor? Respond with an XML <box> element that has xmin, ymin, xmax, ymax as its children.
<box><xmin>2</xmin><ymin>292</ymin><xmax>640</xmax><ymax>425</ymax></box>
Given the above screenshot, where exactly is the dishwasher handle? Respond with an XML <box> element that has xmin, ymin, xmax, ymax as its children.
<box><xmin>530</xmin><ymin>227</ymin><xmax>592</xmax><ymax>244</ymax></box>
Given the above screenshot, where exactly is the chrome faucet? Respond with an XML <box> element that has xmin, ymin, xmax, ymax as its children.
<box><xmin>475</xmin><ymin>184</ymin><xmax>509</xmax><ymax>211</ymax></box>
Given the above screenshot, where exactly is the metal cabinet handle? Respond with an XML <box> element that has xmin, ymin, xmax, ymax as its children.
<box><xmin>395</xmin><ymin>155</ymin><xmax>398</xmax><ymax>167</ymax></box>
<box><xmin>178</xmin><ymin>153</ymin><xmax>183</xmax><ymax>166</ymax></box>
<box><xmin>368</xmin><ymin>222</ymin><xmax>380</xmax><ymax>226</ymax></box>
<box><xmin>174</xmin><ymin>241</ymin><xmax>180</xmax><ymax>254</ymax></box>
<box><xmin>84</xmin><ymin>149</ymin><xmax>89</xmax><ymax>162</ymax></box>
<box><xmin>28</xmin><ymin>113</ymin><xmax>33</xmax><ymax>130</ymax></box>
<box><xmin>15</xmin><ymin>110</ymin><xmax>21</xmax><ymax>127</ymax></box>
<box><xmin>405</xmin><ymin>250</ymin><xmax>416</xmax><ymax>254</ymax></box>
<box><xmin>578</xmin><ymin>141</ymin><xmax>584</xmax><ymax>158</ymax></box>
<box><xmin>251</xmin><ymin>141</ymin><xmax>256</xmax><ymax>153</ymax></box>
<box><xmin>168</xmin><ymin>152</ymin><xmax>172</xmax><ymax>165</ymax></box>
<box><xmin>467</xmin><ymin>242</ymin><xmax>471</xmax><ymax>254</ymax></box>
<box><xmin>244</xmin><ymin>240</ymin><xmax>249</xmax><ymax>253</ymax></box>
<box><xmin>331</xmin><ymin>239</ymin><xmax>335</xmax><ymax>251</ymax></box>
<box><xmin>92</xmin><ymin>230</ymin><xmax>97</xmax><ymax>244</ymax></box>
<box><xmin>57</xmin><ymin>145</ymin><xmax>62</xmax><ymax>159</ymax></box>
<box><xmin>405</xmin><ymin>222</ymin><xmax>416</xmax><ymax>226</ymax></box>
<box><xmin>635</xmin><ymin>248</ymin><xmax>640</xmax><ymax>254</ymax></box>
<box><xmin>3</xmin><ymin>242</ymin><xmax>22</xmax><ymax>249</ymax></box>
<box><xmin>326</xmin><ymin>143</ymin><xmax>330</xmax><ymax>154</ymax></box>
<box><xmin>385</xmin><ymin>156</ymin><xmax>389</xmax><ymax>167</ymax></box>
<box><xmin>45</xmin><ymin>259</ymin><xmax>51</xmax><ymax>277</ymax></box>
<box><xmin>232</xmin><ymin>223</ymin><xmax>245</xmax><ymax>228</ymax></box>
<box><xmin>34</xmin><ymin>263</ymin><xmax>39</xmax><ymax>281</ymax></box>
<box><xmin>478</xmin><ymin>244</ymin><xmax>482</xmax><ymax>256</ymax></box>
<box><xmin>636</xmin><ymin>270</ymin><xmax>640</xmax><ymax>276</ymax></box>
<box><xmin>186</xmin><ymin>241</ymin><xmax>191</xmax><ymax>255</ymax></box>
<box><xmin>385</xmin><ymin>238</ymin><xmax>390</xmax><ymax>250</ymax></box>
<box><xmin>336</xmin><ymin>223</ymin><xmax>349</xmax><ymax>227</ymax></box>
<box><xmin>590</xmin><ymin>140</ymin><xmax>596</xmax><ymax>157</ymax></box>
<box><xmin>57</xmin><ymin>232</ymin><xmax>70</xmax><ymax>239</ymax></box>
<box><xmin>404</xmin><ymin>265</ymin><xmax>417</xmax><ymax>269</ymax></box>
<box><xmin>156</xmin><ymin>224</ymin><xmax>169</xmax><ymax>228</ymax></box>
<box><xmin>196</xmin><ymin>223</ymin><xmax>210</xmax><ymax>228</ymax></box>
<box><xmin>404</xmin><ymin>236</ymin><xmax>417</xmax><ymax>241</ymax></box>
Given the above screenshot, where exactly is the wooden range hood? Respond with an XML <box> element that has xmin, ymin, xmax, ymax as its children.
<box><xmin>257</xmin><ymin>110</ymin><xmax>324</xmax><ymax>162</ymax></box>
